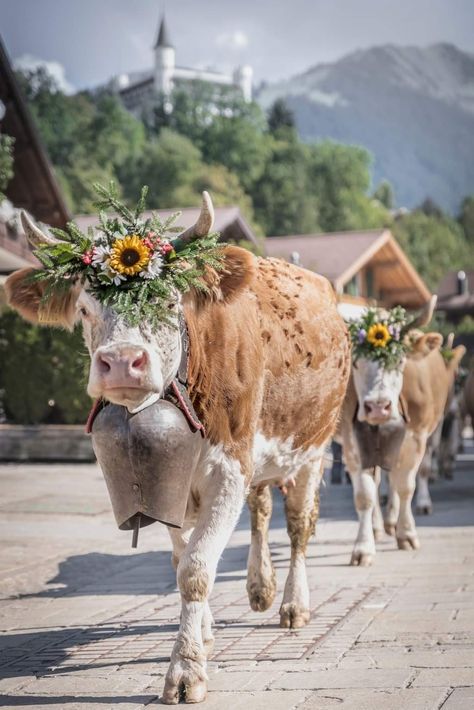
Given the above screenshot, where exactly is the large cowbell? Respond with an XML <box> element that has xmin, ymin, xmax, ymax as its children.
<box><xmin>353</xmin><ymin>418</ymin><xmax>406</xmax><ymax>471</ymax></box>
<box><xmin>91</xmin><ymin>401</ymin><xmax>203</xmax><ymax>541</ymax></box>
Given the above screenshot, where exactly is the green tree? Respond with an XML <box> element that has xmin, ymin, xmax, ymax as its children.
<box><xmin>373</xmin><ymin>180</ymin><xmax>394</xmax><ymax>210</ymax></box>
<box><xmin>458</xmin><ymin>195</ymin><xmax>474</xmax><ymax>244</ymax></box>
<box><xmin>393</xmin><ymin>210</ymin><xmax>473</xmax><ymax>290</ymax></box>
<box><xmin>268</xmin><ymin>98</ymin><xmax>295</xmax><ymax>135</ymax></box>
<box><xmin>0</xmin><ymin>311</ymin><xmax>90</xmax><ymax>424</ymax></box>
<box><xmin>0</xmin><ymin>133</ymin><xmax>14</xmax><ymax>199</ymax></box>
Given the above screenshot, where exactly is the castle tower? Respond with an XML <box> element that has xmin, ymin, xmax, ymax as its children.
<box><xmin>154</xmin><ymin>15</ymin><xmax>175</xmax><ymax>95</ymax></box>
<box><xmin>233</xmin><ymin>65</ymin><xmax>253</xmax><ymax>102</ymax></box>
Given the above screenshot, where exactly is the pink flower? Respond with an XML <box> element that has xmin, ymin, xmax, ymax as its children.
<box><xmin>82</xmin><ymin>248</ymin><xmax>95</xmax><ymax>265</ymax></box>
<box><xmin>160</xmin><ymin>242</ymin><xmax>174</xmax><ymax>255</ymax></box>
<box><xmin>142</xmin><ymin>237</ymin><xmax>154</xmax><ymax>250</ymax></box>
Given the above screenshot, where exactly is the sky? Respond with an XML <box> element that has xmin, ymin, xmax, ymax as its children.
<box><xmin>0</xmin><ymin>0</ymin><xmax>473</xmax><ymax>93</ymax></box>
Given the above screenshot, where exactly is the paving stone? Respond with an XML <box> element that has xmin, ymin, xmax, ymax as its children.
<box><xmin>296</xmin><ymin>687</ymin><xmax>449</xmax><ymax>709</ymax></box>
<box><xmin>412</xmin><ymin>668</ymin><xmax>474</xmax><ymax>687</ymax></box>
<box><xmin>441</xmin><ymin>687</ymin><xmax>474</xmax><ymax>709</ymax></box>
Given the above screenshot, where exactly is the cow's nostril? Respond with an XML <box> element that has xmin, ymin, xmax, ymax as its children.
<box><xmin>131</xmin><ymin>352</ymin><xmax>147</xmax><ymax>370</ymax></box>
<box><xmin>364</xmin><ymin>402</ymin><xmax>373</xmax><ymax>414</ymax></box>
<box><xmin>98</xmin><ymin>357</ymin><xmax>111</xmax><ymax>373</ymax></box>
<box><xmin>382</xmin><ymin>401</ymin><xmax>391</xmax><ymax>412</ymax></box>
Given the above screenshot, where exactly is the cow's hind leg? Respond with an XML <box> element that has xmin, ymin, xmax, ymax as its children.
<box><xmin>162</xmin><ymin>454</ymin><xmax>245</xmax><ymax>705</ymax></box>
<box><xmin>384</xmin><ymin>485</ymin><xmax>399</xmax><ymax>537</ymax></box>
<box><xmin>350</xmin><ymin>468</ymin><xmax>377</xmax><ymax>566</ymax></box>
<box><xmin>247</xmin><ymin>485</ymin><xmax>276</xmax><ymax>612</ymax></box>
<box><xmin>416</xmin><ymin>447</ymin><xmax>433</xmax><ymax>515</ymax></box>
<box><xmin>280</xmin><ymin>460</ymin><xmax>322</xmax><ymax>629</ymax></box>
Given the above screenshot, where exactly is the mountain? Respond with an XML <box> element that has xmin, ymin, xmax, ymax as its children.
<box><xmin>257</xmin><ymin>43</ymin><xmax>474</xmax><ymax>212</ymax></box>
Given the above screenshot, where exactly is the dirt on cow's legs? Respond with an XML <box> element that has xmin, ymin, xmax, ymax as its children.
<box><xmin>246</xmin><ymin>485</ymin><xmax>276</xmax><ymax>612</ymax></box>
<box><xmin>372</xmin><ymin>467</ymin><xmax>385</xmax><ymax>541</ymax></box>
<box><xmin>280</xmin><ymin>460</ymin><xmax>322</xmax><ymax>629</ymax></box>
<box><xmin>390</xmin><ymin>433</ymin><xmax>425</xmax><ymax>551</ymax></box>
<box><xmin>349</xmin><ymin>468</ymin><xmax>377</xmax><ymax>566</ymax></box>
<box><xmin>162</xmin><ymin>454</ymin><xmax>245</xmax><ymax>705</ymax></box>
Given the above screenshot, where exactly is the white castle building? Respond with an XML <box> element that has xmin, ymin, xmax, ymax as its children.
<box><xmin>113</xmin><ymin>16</ymin><xmax>253</xmax><ymax>117</ymax></box>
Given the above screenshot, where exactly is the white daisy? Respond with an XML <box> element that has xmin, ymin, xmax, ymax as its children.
<box><xmin>139</xmin><ymin>253</ymin><xmax>164</xmax><ymax>280</ymax></box>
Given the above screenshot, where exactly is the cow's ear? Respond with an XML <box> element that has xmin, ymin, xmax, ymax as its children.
<box><xmin>197</xmin><ymin>246</ymin><xmax>256</xmax><ymax>303</ymax></box>
<box><xmin>412</xmin><ymin>331</ymin><xmax>443</xmax><ymax>353</ymax></box>
<box><xmin>5</xmin><ymin>268</ymin><xmax>79</xmax><ymax>330</ymax></box>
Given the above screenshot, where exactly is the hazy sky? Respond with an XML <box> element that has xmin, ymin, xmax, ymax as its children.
<box><xmin>1</xmin><ymin>0</ymin><xmax>473</xmax><ymax>92</ymax></box>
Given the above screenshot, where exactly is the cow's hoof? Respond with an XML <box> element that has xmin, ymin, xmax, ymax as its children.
<box><xmin>350</xmin><ymin>551</ymin><xmax>373</xmax><ymax>567</ymax></box>
<box><xmin>373</xmin><ymin>527</ymin><xmax>384</xmax><ymax>542</ymax></box>
<box><xmin>397</xmin><ymin>536</ymin><xmax>420</xmax><ymax>551</ymax></box>
<box><xmin>247</xmin><ymin>577</ymin><xmax>276</xmax><ymax>612</ymax></box>
<box><xmin>416</xmin><ymin>505</ymin><xmax>432</xmax><ymax>515</ymax></box>
<box><xmin>279</xmin><ymin>603</ymin><xmax>310</xmax><ymax>628</ymax></box>
<box><xmin>384</xmin><ymin>522</ymin><xmax>396</xmax><ymax>537</ymax></box>
<box><xmin>162</xmin><ymin>676</ymin><xmax>207</xmax><ymax>705</ymax></box>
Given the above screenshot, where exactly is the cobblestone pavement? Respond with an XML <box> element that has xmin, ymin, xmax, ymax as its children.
<box><xmin>0</xmin><ymin>444</ymin><xmax>473</xmax><ymax>709</ymax></box>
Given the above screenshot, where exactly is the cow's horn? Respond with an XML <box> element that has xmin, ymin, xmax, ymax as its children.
<box><xmin>20</xmin><ymin>210</ymin><xmax>60</xmax><ymax>248</ymax></box>
<box><xmin>401</xmin><ymin>294</ymin><xmax>437</xmax><ymax>334</ymax></box>
<box><xmin>445</xmin><ymin>332</ymin><xmax>455</xmax><ymax>350</ymax></box>
<box><xmin>177</xmin><ymin>191</ymin><xmax>214</xmax><ymax>245</ymax></box>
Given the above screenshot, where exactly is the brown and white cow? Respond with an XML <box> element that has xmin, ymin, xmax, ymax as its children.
<box><xmin>340</xmin><ymin>300</ymin><xmax>465</xmax><ymax>566</ymax></box>
<box><xmin>6</xmin><ymin>195</ymin><xmax>350</xmax><ymax>704</ymax></box>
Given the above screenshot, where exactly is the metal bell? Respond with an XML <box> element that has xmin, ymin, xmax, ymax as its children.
<box><xmin>91</xmin><ymin>400</ymin><xmax>203</xmax><ymax>545</ymax></box>
<box><xmin>353</xmin><ymin>418</ymin><xmax>406</xmax><ymax>471</ymax></box>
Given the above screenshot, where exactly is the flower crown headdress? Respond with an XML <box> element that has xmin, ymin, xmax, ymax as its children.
<box><xmin>24</xmin><ymin>183</ymin><xmax>223</xmax><ymax>329</ymax></box>
<box><xmin>348</xmin><ymin>306</ymin><xmax>410</xmax><ymax>369</ymax></box>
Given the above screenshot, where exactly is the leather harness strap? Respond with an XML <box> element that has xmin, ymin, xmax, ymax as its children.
<box><xmin>86</xmin><ymin>313</ymin><xmax>206</xmax><ymax>437</ymax></box>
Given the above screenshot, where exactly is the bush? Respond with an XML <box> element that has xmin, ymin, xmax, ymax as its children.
<box><xmin>0</xmin><ymin>311</ymin><xmax>91</xmax><ymax>424</ymax></box>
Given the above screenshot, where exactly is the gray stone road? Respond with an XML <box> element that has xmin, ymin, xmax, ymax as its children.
<box><xmin>0</xmin><ymin>444</ymin><xmax>473</xmax><ymax>709</ymax></box>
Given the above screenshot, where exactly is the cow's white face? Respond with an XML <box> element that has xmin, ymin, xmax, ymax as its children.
<box><xmin>76</xmin><ymin>289</ymin><xmax>182</xmax><ymax>411</ymax></box>
<box><xmin>352</xmin><ymin>357</ymin><xmax>405</xmax><ymax>425</ymax></box>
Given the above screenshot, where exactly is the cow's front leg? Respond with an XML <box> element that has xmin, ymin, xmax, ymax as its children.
<box><xmin>168</xmin><ymin>526</ymin><xmax>215</xmax><ymax>656</ymax></box>
<box><xmin>349</xmin><ymin>468</ymin><xmax>377</xmax><ymax>566</ymax></box>
<box><xmin>246</xmin><ymin>485</ymin><xmax>276</xmax><ymax>612</ymax></box>
<box><xmin>280</xmin><ymin>460</ymin><xmax>322</xmax><ymax>629</ymax></box>
<box><xmin>162</xmin><ymin>454</ymin><xmax>246</xmax><ymax>705</ymax></box>
<box><xmin>390</xmin><ymin>433</ymin><xmax>425</xmax><ymax>550</ymax></box>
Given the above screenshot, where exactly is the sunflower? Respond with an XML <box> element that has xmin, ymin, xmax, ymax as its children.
<box><xmin>367</xmin><ymin>323</ymin><xmax>391</xmax><ymax>348</ymax></box>
<box><xmin>109</xmin><ymin>235</ymin><xmax>150</xmax><ymax>276</ymax></box>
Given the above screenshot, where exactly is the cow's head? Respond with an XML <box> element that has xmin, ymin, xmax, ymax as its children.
<box><xmin>351</xmin><ymin>297</ymin><xmax>437</xmax><ymax>426</ymax></box>
<box><xmin>5</xmin><ymin>194</ymin><xmax>254</xmax><ymax>412</ymax></box>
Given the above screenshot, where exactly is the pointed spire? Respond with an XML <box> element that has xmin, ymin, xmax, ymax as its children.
<box><xmin>154</xmin><ymin>14</ymin><xmax>173</xmax><ymax>49</ymax></box>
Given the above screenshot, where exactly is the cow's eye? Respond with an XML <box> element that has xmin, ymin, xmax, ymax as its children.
<box><xmin>79</xmin><ymin>306</ymin><xmax>88</xmax><ymax>318</ymax></box>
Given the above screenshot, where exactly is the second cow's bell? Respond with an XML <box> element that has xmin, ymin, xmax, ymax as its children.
<box><xmin>91</xmin><ymin>400</ymin><xmax>203</xmax><ymax>547</ymax></box>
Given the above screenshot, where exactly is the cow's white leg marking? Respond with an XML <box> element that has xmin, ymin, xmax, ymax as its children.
<box><xmin>280</xmin><ymin>459</ymin><xmax>323</xmax><ymax>629</ymax></box>
<box><xmin>350</xmin><ymin>468</ymin><xmax>377</xmax><ymax>566</ymax></box>
<box><xmin>384</xmin><ymin>486</ymin><xmax>400</xmax><ymax>536</ymax></box>
<box><xmin>372</xmin><ymin>467</ymin><xmax>384</xmax><ymax>541</ymax></box>
<box><xmin>168</xmin><ymin>526</ymin><xmax>215</xmax><ymax>655</ymax></box>
<box><xmin>390</xmin><ymin>432</ymin><xmax>426</xmax><ymax>551</ymax></box>
<box><xmin>162</xmin><ymin>450</ymin><xmax>245</xmax><ymax>705</ymax></box>
<box><xmin>247</xmin><ymin>485</ymin><xmax>276</xmax><ymax>612</ymax></box>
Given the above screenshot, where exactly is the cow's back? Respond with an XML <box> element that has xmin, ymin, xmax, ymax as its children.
<box><xmin>255</xmin><ymin>258</ymin><xmax>350</xmax><ymax>450</ymax></box>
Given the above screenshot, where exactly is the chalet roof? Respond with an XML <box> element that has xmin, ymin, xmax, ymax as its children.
<box><xmin>75</xmin><ymin>205</ymin><xmax>258</xmax><ymax>248</ymax></box>
<box><xmin>437</xmin><ymin>270</ymin><xmax>474</xmax><ymax>318</ymax></box>
<box><xmin>0</xmin><ymin>34</ymin><xmax>70</xmax><ymax>229</ymax></box>
<box><xmin>265</xmin><ymin>228</ymin><xmax>431</xmax><ymax>308</ymax></box>
<box><xmin>154</xmin><ymin>16</ymin><xmax>173</xmax><ymax>49</ymax></box>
